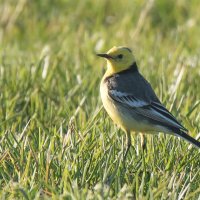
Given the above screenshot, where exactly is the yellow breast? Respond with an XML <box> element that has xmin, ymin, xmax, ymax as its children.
<box><xmin>100</xmin><ymin>78</ymin><xmax>127</xmax><ymax>131</ymax></box>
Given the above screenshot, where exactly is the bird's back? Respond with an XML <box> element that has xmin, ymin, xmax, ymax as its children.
<box><xmin>103</xmin><ymin>64</ymin><xmax>160</xmax><ymax>104</ymax></box>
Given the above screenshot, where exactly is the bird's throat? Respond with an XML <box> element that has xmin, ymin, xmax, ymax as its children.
<box><xmin>105</xmin><ymin>62</ymin><xmax>138</xmax><ymax>77</ymax></box>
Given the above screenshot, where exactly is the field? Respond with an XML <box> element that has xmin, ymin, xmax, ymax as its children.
<box><xmin>0</xmin><ymin>0</ymin><xmax>200</xmax><ymax>199</ymax></box>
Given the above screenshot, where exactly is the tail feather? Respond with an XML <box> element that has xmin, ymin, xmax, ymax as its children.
<box><xmin>173</xmin><ymin>129</ymin><xmax>200</xmax><ymax>148</ymax></box>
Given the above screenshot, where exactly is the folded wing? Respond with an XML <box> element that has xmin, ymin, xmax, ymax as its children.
<box><xmin>108</xmin><ymin>89</ymin><xmax>188</xmax><ymax>132</ymax></box>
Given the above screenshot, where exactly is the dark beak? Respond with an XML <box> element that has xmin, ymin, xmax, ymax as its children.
<box><xmin>96</xmin><ymin>53</ymin><xmax>112</xmax><ymax>59</ymax></box>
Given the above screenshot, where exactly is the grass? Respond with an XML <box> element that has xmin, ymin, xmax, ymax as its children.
<box><xmin>0</xmin><ymin>0</ymin><xmax>200</xmax><ymax>199</ymax></box>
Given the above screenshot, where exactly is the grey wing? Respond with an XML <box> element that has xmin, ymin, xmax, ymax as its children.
<box><xmin>108</xmin><ymin>73</ymin><xmax>188</xmax><ymax>132</ymax></box>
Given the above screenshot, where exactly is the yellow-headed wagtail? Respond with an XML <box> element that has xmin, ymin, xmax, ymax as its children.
<box><xmin>97</xmin><ymin>46</ymin><xmax>200</xmax><ymax>158</ymax></box>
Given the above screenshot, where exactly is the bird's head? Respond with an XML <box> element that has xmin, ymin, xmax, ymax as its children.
<box><xmin>97</xmin><ymin>46</ymin><xmax>135</xmax><ymax>74</ymax></box>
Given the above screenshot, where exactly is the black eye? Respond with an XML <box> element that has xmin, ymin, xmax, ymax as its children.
<box><xmin>117</xmin><ymin>54</ymin><xmax>123</xmax><ymax>59</ymax></box>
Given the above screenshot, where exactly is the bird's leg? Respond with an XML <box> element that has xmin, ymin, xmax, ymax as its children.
<box><xmin>140</xmin><ymin>133</ymin><xmax>147</xmax><ymax>173</ymax></box>
<box><xmin>140</xmin><ymin>133</ymin><xmax>146</xmax><ymax>151</ymax></box>
<box><xmin>124</xmin><ymin>131</ymin><xmax>131</xmax><ymax>161</ymax></box>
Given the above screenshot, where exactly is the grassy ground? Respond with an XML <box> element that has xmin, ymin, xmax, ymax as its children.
<box><xmin>0</xmin><ymin>0</ymin><xmax>200</xmax><ymax>199</ymax></box>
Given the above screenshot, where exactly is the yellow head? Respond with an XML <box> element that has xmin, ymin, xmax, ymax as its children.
<box><xmin>97</xmin><ymin>46</ymin><xmax>135</xmax><ymax>74</ymax></box>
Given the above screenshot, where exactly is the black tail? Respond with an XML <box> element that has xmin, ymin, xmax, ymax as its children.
<box><xmin>173</xmin><ymin>129</ymin><xmax>200</xmax><ymax>148</ymax></box>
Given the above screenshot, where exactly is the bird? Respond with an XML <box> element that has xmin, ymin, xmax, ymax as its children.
<box><xmin>97</xmin><ymin>46</ymin><xmax>200</xmax><ymax>159</ymax></box>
